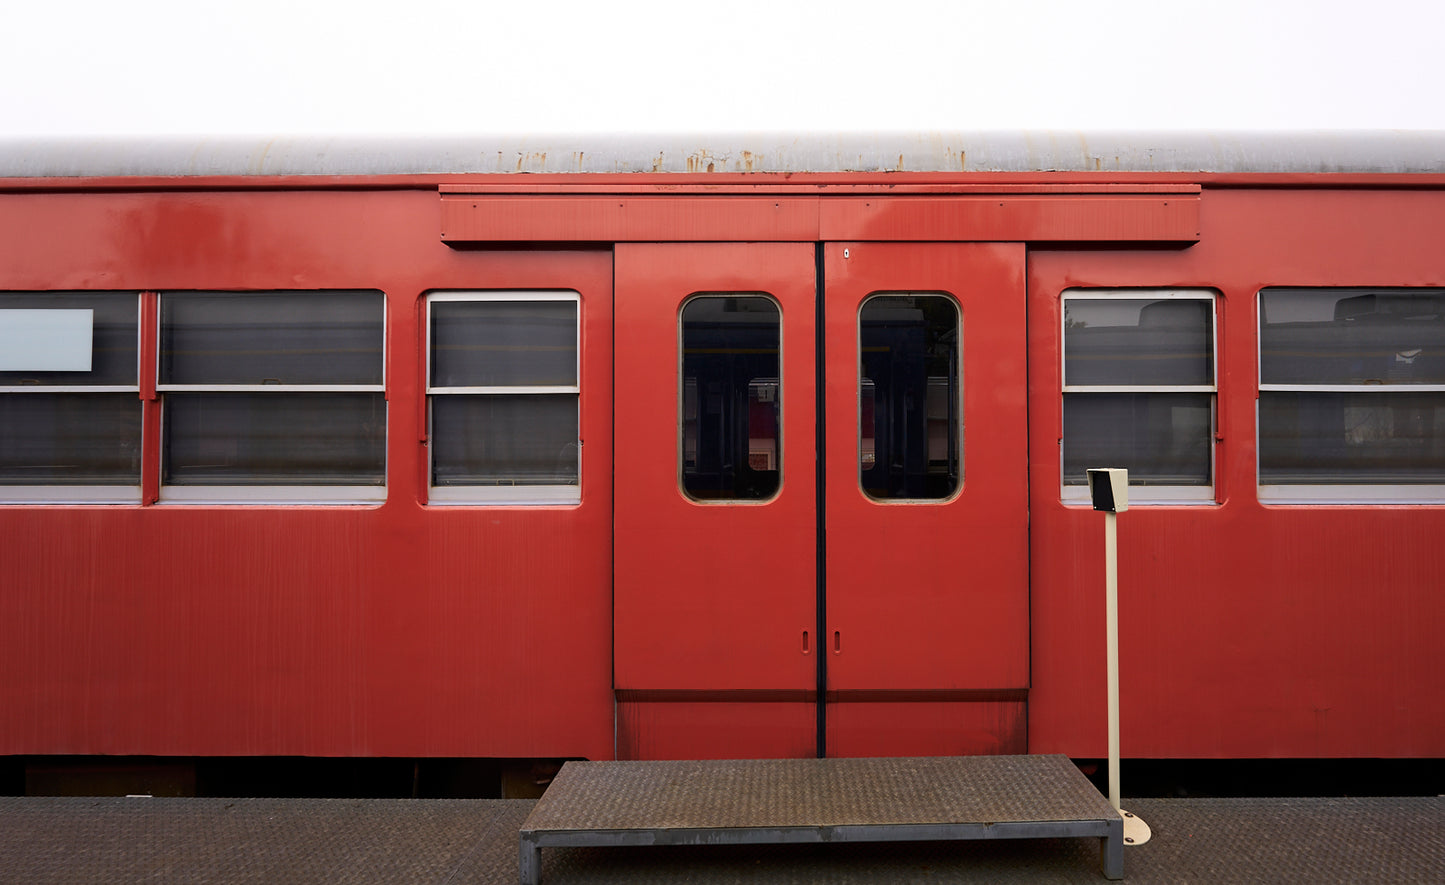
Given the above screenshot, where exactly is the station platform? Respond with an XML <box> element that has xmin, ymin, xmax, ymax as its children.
<box><xmin>1</xmin><ymin>791</ymin><xmax>1441</xmax><ymax>883</ymax></box>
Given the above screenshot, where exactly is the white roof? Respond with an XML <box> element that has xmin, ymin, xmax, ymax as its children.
<box><xmin>1</xmin><ymin>131</ymin><xmax>1443</xmax><ymax>177</ymax></box>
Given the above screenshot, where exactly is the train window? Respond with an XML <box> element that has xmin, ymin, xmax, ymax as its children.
<box><xmin>859</xmin><ymin>294</ymin><xmax>960</xmax><ymax>500</ymax></box>
<box><xmin>427</xmin><ymin>293</ymin><xmax>580</xmax><ymax>504</ymax></box>
<box><xmin>0</xmin><ymin>292</ymin><xmax>142</xmax><ymax>502</ymax></box>
<box><xmin>680</xmin><ymin>295</ymin><xmax>781</xmax><ymax>501</ymax></box>
<box><xmin>1061</xmin><ymin>291</ymin><xmax>1216</xmax><ymax>502</ymax></box>
<box><xmin>158</xmin><ymin>291</ymin><xmax>386</xmax><ymax>502</ymax></box>
<box><xmin>1258</xmin><ymin>288</ymin><xmax>1445</xmax><ymax>502</ymax></box>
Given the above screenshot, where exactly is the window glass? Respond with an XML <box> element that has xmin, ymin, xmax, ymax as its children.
<box><xmin>1063</xmin><ymin>393</ymin><xmax>1213</xmax><ymax>485</ymax></box>
<box><xmin>164</xmin><ymin>393</ymin><xmax>385</xmax><ymax>486</ymax></box>
<box><xmin>1260</xmin><ymin>289</ymin><xmax>1445</xmax><ymax>385</ymax></box>
<box><xmin>0</xmin><ymin>293</ymin><xmax>140</xmax><ymax>498</ymax></box>
<box><xmin>0</xmin><ymin>393</ymin><xmax>142</xmax><ymax>485</ymax></box>
<box><xmin>1065</xmin><ymin>298</ymin><xmax>1212</xmax><ymax>386</ymax></box>
<box><xmin>859</xmin><ymin>294</ymin><xmax>960</xmax><ymax>500</ymax></box>
<box><xmin>1259</xmin><ymin>391</ymin><xmax>1445</xmax><ymax>484</ymax></box>
<box><xmin>1259</xmin><ymin>288</ymin><xmax>1445</xmax><ymax>494</ymax></box>
<box><xmin>159</xmin><ymin>291</ymin><xmax>386</xmax><ymax>498</ymax></box>
<box><xmin>680</xmin><ymin>295</ymin><xmax>780</xmax><ymax>501</ymax></box>
<box><xmin>431</xmin><ymin>300</ymin><xmax>577</xmax><ymax>387</ymax></box>
<box><xmin>1061</xmin><ymin>291</ymin><xmax>1215</xmax><ymax>497</ymax></box>
<box><xmin>427</xmin><ymin>293</ymin><xmax>580</xmax><ymax>503</ymax></box>
<box><xmin>432</xmin><ymin>395</ymin><xmax>578</xmax><ymax>487</ymax></box>
<box><xmin>160</xmin><ymin>291</ymin><xmax>383</xmax><ymax>385</ymax></box>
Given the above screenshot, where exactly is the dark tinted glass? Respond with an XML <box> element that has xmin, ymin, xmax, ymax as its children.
<box><xmin>1259</xmin><ymin>391</ymin><xmax>1445</xmax><ymax>483</ymax></box>
<box><xmin>0</xmin><ymin>293</ymin><xmax>138</xmax><ymax>387</ymax></box>
<box><xmin>1065</xmin><ymin>298</ymin><xmax>1212</xmax><ymax>386</ymax></box>
<box><xmin>431</xmin><ymin>394</ymin><xmax>578</xmax><ymax>486</ymax></box>
<box><xmin>164</xmin><ymin>392</ymin><xmax>385</xmax><ymax>485</ymax></box>
<box><xmin>680</xmin><ymin>296</ymin><xmax>781</xmax><ymax>501</ymax></box>
<box><xmin>1062</xmin><ymin>392</ymin><xmax>1212</xmax><ymax>486</ymax></box>
<box><xmin>860</xmin><ymin>295</ymin><xmax>960</xmax><ymax>499</ymax></box>
<box><xmin>160</xmin><ymin>291</ymin><xmax>384</xmax><ymax>385</ymax></box>
<box><xmin>431</xmin><ymin>300</ymin><xmax>577</xmax><ymax>387</ymax></box>
<box><xmin>1260</xmin><ymin>289</ymin><xmax>1445</xmax><ymax>385</ymax></box>
<box><xmin>0</xmin><ymin>393</ymin><xmax>141</xmax><ymax>484</ymax></box>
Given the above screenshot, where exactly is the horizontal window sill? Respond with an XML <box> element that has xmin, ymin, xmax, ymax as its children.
<box><xmin>159</xmin><ymin>485</ymin><xmax>385</xmax><ymax>504</ymax></box>
<box><xmin>1259</xmin><ymin>484</ymin><xmax>1445</xmax><ymax>504</ymax></box>
<box><xmin>1061</xmin><ymin>486</ymin><xmax>1215</xmax><ymax>506</ymax></box>
<box><xmin>428</xmin><ymin>485</ymin><xmax>580</xmax><ymax>506</ymax></box>
<box><xmin>0</xmin><ymin>486</ymin><xmax>141</xmax><ymax>504</ymax></box>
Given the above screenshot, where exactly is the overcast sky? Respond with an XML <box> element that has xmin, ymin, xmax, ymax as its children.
<box><xmin>4</xmin><ymin>0</ymin><xmax>1443</xmax><ymax>137</ymax></box>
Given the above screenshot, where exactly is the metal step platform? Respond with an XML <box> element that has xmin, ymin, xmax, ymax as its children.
<box><xmin>518</xmin><ymin>754</ymin><xmax>1124</xmax><ymax>883</ymax></box>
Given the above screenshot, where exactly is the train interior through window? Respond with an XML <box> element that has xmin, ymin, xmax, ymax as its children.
<box><xmin>0</xmin><ymin>133</ymin><xmax>1441</xmax><ymax>798</ymax></box>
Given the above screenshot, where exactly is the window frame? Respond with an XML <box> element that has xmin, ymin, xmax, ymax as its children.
<box><xmin>1060</xmin><ymin>288</ymin><xmax>1218</xmax><ymax>505</ymax></box>
<box><xmin>425</xmin><ymin>290</ymin><xmax>581</xmax><ymax>506</ymax></box>
<box><xmin>0</xmin><ymin>292</ymin><xmax>143</xmax><ymax>504</ymax></box>
<box><xmin>1257</xmin><ymin>286</ymin><xmax>1445</xmax><ymax>504</ymax></box>
<box><xmin>156</xmin><ymin>290</ymin><xmax>388</xmax><ymax>505</ymax></box>
<box><xmin>856</xmin><ymin>290</ymin><xmax>964</xmax><ymax>504</ymax></box>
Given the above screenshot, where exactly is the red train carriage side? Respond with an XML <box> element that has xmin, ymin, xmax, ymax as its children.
<box><xmin>0</xmin><ymin>134</ymin><xmax>1441</xmax><ymax>789</ymax></box>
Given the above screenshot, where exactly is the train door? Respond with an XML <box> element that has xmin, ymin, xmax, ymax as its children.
<box><xmin>614</xmin><ymin>242</ymin><xmax>1027</xmax><ymax>760</ymax></box>
<box><xmin>614</xmin><ymin>243</ymin><xmax>818</xmax><ymax>759</ymax></box>
<box><xmin>823</xmin><ymin>242</ymin><xmax>1029</xmax><ymax>757</ymax></box>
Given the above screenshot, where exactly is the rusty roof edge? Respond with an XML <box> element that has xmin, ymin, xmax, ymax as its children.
<box><xmin>2</xmin><ymin>131</ymin><xmax>1444</xmax><ymax>178</ymax></box>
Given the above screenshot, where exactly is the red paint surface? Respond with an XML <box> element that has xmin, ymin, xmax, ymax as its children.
<box><xmin>613</xmin><ymin>244</ymin><xmax>818</xmax><ymax>698</ymax></box>
<box><xmin>617</xmin><ymin>700</ymin><xmax>815</xmax><ymax>761</ymax></box>
<box><xmin>823</xmin><ymin>243</ymin><xmax>1030</xmax><ymax>755</ymax></box>
<box><xmin>0</xmin><ymin>191</ymin><xmax>615</xmax><ymax>760</ymax></box>
<box><xmin>0</xmin><ymin>177</ymin><xmax>1441</xmax><ymax>764</ymax></box>
<box><xmin>440</xmin><ymin>193</ymin><xmax>1198</xmax><ymax>244</ymax></box>
<box><xmin>1026</xmin><ymin>188</ymin><xmax>1445</xmax><ymax>759</ymax></box>
<box><xmin>828</xmin><ymin>700</ymin><xmax>1026</xmax><ymax>758</ymax></box>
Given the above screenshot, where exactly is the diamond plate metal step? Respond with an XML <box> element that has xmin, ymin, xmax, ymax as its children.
<box><xmin>518</xmin><ymin>754</ymin><xmax>1124</xmax><ymax>883</ymax></box>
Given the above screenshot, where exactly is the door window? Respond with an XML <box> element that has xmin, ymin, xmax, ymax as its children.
<box><xmin>858</xmin><ymin>294</ymin><xmax>961</xmax><ymax>500</ymax></box>
<box><xmin>680</xmin><ymin>295</ymin><xmax>781</xmax><ymax>501</ymax></box>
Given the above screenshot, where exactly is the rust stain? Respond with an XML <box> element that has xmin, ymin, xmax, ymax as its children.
<box><xmin>707</xmin><ymin>161</ymin><xmax>715</xmax><ymax>173</ymax></box>
<box><xmin>652</xmin><ymin>153</ymin><xmax>664</xmax><ymax>172</ymax></box>
<box><xmin>960</xmin><ymin>150</ymin><xmax>966</xmax><ymax>171</ymax></box>
<box><xmin>896</xmin><ymin>153</ymin><xmax>905</xmax><ymax>172</ymax></box>
<box><xmin>742</xmin><ymin>150</ymin><xmax>754</xmax><ymax>172</ymax></box>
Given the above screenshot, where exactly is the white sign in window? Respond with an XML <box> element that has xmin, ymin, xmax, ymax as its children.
<box><xmin>0</xmin><ymin>309</ymin><xmax>93</xmax><ymax>371</ymax></box>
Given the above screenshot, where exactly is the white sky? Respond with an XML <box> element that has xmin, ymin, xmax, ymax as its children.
<box><xmin>3</xmin><ymin>0</ymin><xmax>1443</xmax><ymax>137</ymax></box>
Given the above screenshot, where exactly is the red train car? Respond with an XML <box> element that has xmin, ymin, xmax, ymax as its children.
<box><xmin>1</xmin><ymin>133</ymin><xmax>1441</xmax><ymax>782</ymax></box>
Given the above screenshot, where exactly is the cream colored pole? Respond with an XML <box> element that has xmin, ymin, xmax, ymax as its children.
<box><xmin>1104</xmin><ymin>507</ymin><xmax>1150</xmax><ymax>845</ymax></box>
<box><xmin>1105</xmin><ymin>510</ymin><xmax>1120</xmax><ymax>811</ymax></box>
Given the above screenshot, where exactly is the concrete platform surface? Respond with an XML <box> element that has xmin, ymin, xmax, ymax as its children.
<box><xmin>0</xmin><ymin>794</ymin><xmax>1441</xmax><ymax>883</ymax></box>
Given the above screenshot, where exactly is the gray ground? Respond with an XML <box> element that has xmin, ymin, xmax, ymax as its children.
<box><xmin>1</xmin><ymin>795</ymin><xmax>1441</xmax><ymax>884</ymax></box>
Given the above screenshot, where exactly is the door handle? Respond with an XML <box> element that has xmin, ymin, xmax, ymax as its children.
<box><xmin>833</xmin><ymin>631</ymin><xmax>842</xmax><ymax>655</ymax></box>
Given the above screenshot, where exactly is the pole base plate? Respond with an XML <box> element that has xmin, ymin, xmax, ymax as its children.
<box><xmin>1121</xmin><ymin>808</ymin><xmax>1152</xmax><ymax>845</ymax></box>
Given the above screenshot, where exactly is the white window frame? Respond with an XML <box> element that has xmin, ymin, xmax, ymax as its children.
<box><xmin>156</xmin><ymin>291</ymin><xmax>387</xmax><ymax>505</ymax></box>
<box><xmin>0</xmin><ymin>294</ymin><xmax>143</xmax><ymax>504</ymax></box>
<box><xmin>1060</xmin><ymin>289</ymin><xmax>1218</xmax><ymax>505</ymax></box>
<box><xmin>1257</xmin><ymin>287</ymin><xmax>1445</xmax><ymax>504</ymax></box>
<box><xmin>426</xmin><ymin>291</ymin><xmax>581</xmax><ymax>506</ymax></box>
